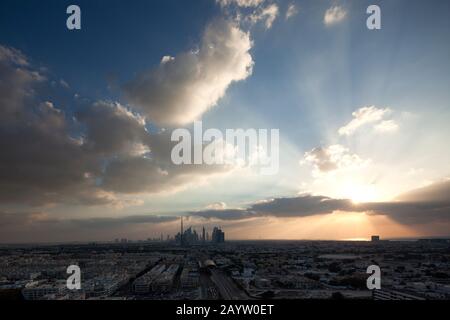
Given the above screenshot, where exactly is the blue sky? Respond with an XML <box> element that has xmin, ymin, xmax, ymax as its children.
<box><xmin>0</xmin><ymin>0</ymin><xmax>216</xmax><ymax>100</ymax></box>
<box><xmin>0</xmin><ymin>0</ymin><xmax>450</xmax><ymax>242</ymax></box>
<box><xmin>1</xmin><ymin>0</ymin><xmax>449</xmax><ymax>126</ymax></box>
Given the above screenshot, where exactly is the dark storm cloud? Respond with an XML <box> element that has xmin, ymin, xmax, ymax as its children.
<box><xmin>249</xmin><ymin>196</ymin><xmax>354</xmax><ymax>217</ymax></box>
<box><xmin>0</xmin><ymin>46</ymin><xmax>43</xmax><ymax>119</ymax></box>
<box><xmin>0</xmin><ymin>211</ymin><xmax>40</xmax><ymax>227</ymax></box>
<box><xmin>0</xmin><ymin>45</ymin><xmax>234</xmax><ymax>207</ymax></box>
<box><xmin>362</xmin><ymin>200</ymin><xmax>450</xmax><ymax>225</ymax></box>
<box><xmin>395</xmin><ymin>179</ymin><xmax>450</xmax><ymax>202</ymax></box>
<box><xmin>188</xmin><ymin>195</ymin><xmax>354</xmax><ymax>220</ymax></box>
<box><xmin>0</xmin><ymin>46</ymin><xmax>109</xmax><ymax>206</ymax></box>
<box><xmin>191</xmin><ymin>209</ymin><xmax>256</xmax><ymax>220</ymax></box>
<box><xmin>65</xmin><ymin>214</ymin><xmax>179</xmax><ymax>228</ymax></box>
<box><xmin>189</xmin><ymin>180</ymin><xmax>450</xmax><ymax>225</ymax></box>
<box><xmin>76</xmin><ymin>101</ymin><xmax>148</xmax><ymax>156</ymax></box>
<box><xmin>0</xmin><ymin>211</ymin><xmax>178</xmax><ymax>229</ymax></box>
<box><xmin>0</xmin><ymin>210</ymin><xmax>179</xmax><ymax>243</ymax></box>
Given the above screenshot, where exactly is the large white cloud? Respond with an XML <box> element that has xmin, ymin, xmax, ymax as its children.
<box><xmin>124</xmin><ymin>19</ymin><xmax>254</xmax><ymax>126</ymax></box>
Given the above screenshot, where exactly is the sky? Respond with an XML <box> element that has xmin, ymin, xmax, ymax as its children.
<box><xmin>0</xmin><ymin>0</ymin><xmax>449</xmax><ymax>243</ymax></box>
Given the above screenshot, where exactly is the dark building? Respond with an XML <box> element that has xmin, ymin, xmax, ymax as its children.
<box><xmin>212</xmin><ymin>227</ymin><xmax>225</xmax><ymax>243</ymax></box>
<box><xmin>175</xmin><ymin>216</ymin><xmax>200</xmax><ymax>246</ymax></box>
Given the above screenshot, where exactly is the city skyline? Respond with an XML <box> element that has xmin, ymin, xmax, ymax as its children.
<box><xmin>1</xmin><ymin>0</ymin><xmax>450</xmax><ymax>243</ymax></box>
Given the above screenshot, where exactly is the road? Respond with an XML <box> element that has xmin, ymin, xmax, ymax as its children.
<box><xmin>209</xmin><ymin>268</ymin><xmax>250</xmax><ymax>300</ymax></box>
<box><xmin>199</xmin><ymin>272</ymin><xmax>219</xmax><ymax>299</ymax></box>
<box><xmin>196</xmin><ymin>253</ymin><xmax>250</xmax><ymax>300</ymax></box>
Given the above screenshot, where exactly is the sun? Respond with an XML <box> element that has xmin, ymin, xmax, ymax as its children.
<box><xmin>343</xmin><ymin>183</ymin><xmax>378</xmax><ymax>204</ymax></box>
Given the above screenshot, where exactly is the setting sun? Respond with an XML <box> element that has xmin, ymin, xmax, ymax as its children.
<box><xmin>343</xmin><ymin>183</ymin><xmax>379</xmax><ymax>204</ymax></box>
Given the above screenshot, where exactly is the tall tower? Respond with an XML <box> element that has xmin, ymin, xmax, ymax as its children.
<box><xmin>181</xmin><ymin>216</ymin><xmax>184</xmax><ymax>234</ymax></box>
<box><xmin>202</xmin><ymin>226</ymin><xmax>206</xmax><ymax>242</ymax></box>
<box><xmin>180</xmin><ymin>216</ymin><xmax>184</xmax><ymax>246</ymax></box>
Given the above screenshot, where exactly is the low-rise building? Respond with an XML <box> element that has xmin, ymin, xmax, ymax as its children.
<box><xmin>133</xmin><ymin>264</ymin><xmax>166</xmax><ymax>294</ymax></box>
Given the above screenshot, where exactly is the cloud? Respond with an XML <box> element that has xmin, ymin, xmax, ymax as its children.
<box><xmin>285</xmin><ymin>3</ymin><xmax>298</xmax><ymax>20</ymax></box>
<box><xmin>190</xmin><ymin>195</ymin><xmax>355</xmax><ymax>221</ymax></box>
<box><xmin>66</xmin><ymin>214</ymin><xmax>179</xmax><ymax>228</ymax></box>
<box><xmin>0</xmin><ymin>45</ymin><xmax>44</xmax><ymax>121</ymax></box>
<box><xmin>324</xmin><ymin>5</ymin><xmax>347</xmax><ymax>26</ymax></box>
<box><xmin>101</xmin><ymin>155</ymin><xmax>233</xmax><ymax>195</ymax></box>
<box><xmin>216</xmin><ymin>0</ymin><xmax>279</xmax><ymax>30</ymax></box>
<box><xmin>0</xmin><ymin>210</ymin><xmax>179</xmax><ymax>243</ymax></box>
<box><xmin>76</xmin><ymin>101</ymin><xmax>148</xmax><ymax>156</ymax></box>
<box><xmin>192</xmin><ymin>208</ymin><xmax>254</xmax><ymax>220</ymax></box>
<box><xmin>124</xmin><ymin>19</ymin><xmax>253</xmax><ymax>126</ymax></box>
<box><xmin>249</xmin><ymin>195</ymin><xmax>353</xmax><ymax>217</ymax></box>
<box><xmin>395</xmin><ymin>178</ymin><xmax>450</xmax><ymax>203</ymax></box>
<box><xmin>374</xmin><ymin>120</ymin><xmax>399</xmax><ymax>133</ymax></box>
<box><xmin>0</xmin><ymin>45</ymin><xmax>29</xmax><ymax>66</ymax></box>
<box><xmin>0</xmin><ymin>44</ymin><xmax>237</xmax><ymax>207</ymax></box>
<box><xmin>59</xmin><ymin>79</ymin><xmax>70</xmax><ymax>89</ymax></box>
<box><xmin>303</xmin><ymin>144</ymin><xmax>369</xmax><ymax>174</ymax></box>
<box><xmin>206</xmin><ymin>202</ymin><xmax>228</xmax><ymax>210</ymax></box>
<box><xmin>0</xmin><ymin>46</ymin><xmax>114</xmax><ymax>206</ymax></box>
<box><xmin>0</xmin><ymin>211</ymin><xmax>177</xmax><ymax>228</ymax></box>
<box><xmin>338</xmin><ymin>106</ymin><xmax>393</xmax><ymax>136</ymax></box>
<box><xmin>248</xmin><ymin>3</ymin><xmax>279</xmax><ymax>29</ymax></box>
<box><xmin>217</xmin><ymin>0</ymin><xmax>265</xmax><ymax>8</ymax></box>
<box><xmin>188</xmin><ymin>180</ymin><xmax>450</xmax><ymax>226</ymax></box>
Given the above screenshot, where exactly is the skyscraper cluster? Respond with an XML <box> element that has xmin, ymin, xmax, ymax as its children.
<box><xmin>211</xmin><ymin>227</ymin><xmax>225</xmax><ymax>244</ymax></box>
<box><xmin>175</xmin><ymin>217</ymin><xmax>224</xmax><ymax>246</ymax></box>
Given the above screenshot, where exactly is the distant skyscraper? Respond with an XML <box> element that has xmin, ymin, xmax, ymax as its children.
<box><xmin>202</xmin><ymin>226</ymin><xmax>206</xmax><ymax>242</ymax></box>
<box><xmin>371</xmin><ymin>235</ymin><xmax>380</xmax><ymax>242</ymax></box>
<box><xmin>181</xmin><ymin>216</ymin><xmax>184</xmax><ymax>234</ymax></box>
<box><xmin>180</xmin><ymin>216</ymin><xmax>184</xmax><ymax>246</ymax></box>
<box><xmin>212</xmin><ymin>227</ymin><xmax>225</xmax><ymax>243</ymax></box>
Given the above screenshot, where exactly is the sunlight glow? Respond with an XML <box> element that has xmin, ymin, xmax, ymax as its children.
<box><xmin>343</xmin><ymin>183</ymin><xmax>378</xmax><ymax>204</ymax></box>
